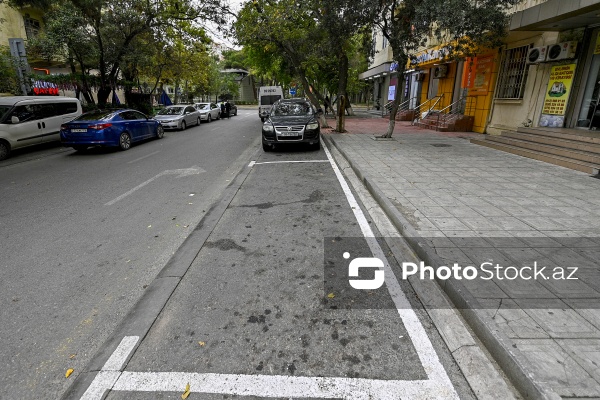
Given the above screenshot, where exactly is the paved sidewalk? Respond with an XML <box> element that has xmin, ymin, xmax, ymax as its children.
<box><xmin>323</xmin><ymin>117</ymin><xmax>600</xmax><ymax>400</ymax></box>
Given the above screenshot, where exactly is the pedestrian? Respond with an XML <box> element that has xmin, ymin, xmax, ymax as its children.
<box><xmin>220</xmin><ymin>102</ymin><xmax>225</xmax><ymax>118</ymax></box>
<box><xmin>324</xmin><ymin>95</ymin><xmax>330</xmax><ymax>115</ymax></box>
<box><xmin>225</xmin><ymin>100</ymin><xmax>231</xmax><ymax>119</ymax></box>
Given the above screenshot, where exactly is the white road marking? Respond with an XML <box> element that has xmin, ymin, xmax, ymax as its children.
<box><xmin>322</xmin><ymin>140</ymin><xmax>458</xmax><ymax>396</ymax></box>
<box><xmin>105</xmin><ymin>166</ymin><xmax>205</xmax><ymax>206</ymax></box>
<box><xmin>83</xmin><ymin>141</ymin><xmax>459</xmax><ymax>399</ymax></box>
<box><xmin>248</xmin><ymin>161</ymin><xmax>256</xmax><ymax>168</ymax></box>
<box><xmin>252</xmin><ymin>160</ymin><xmax>329</xmax><ymax>165</ymax></box>
<box><xmin>112</xmin><ymin>372</ymin><xmax>455</xmax><ymax>399</ymax></box>
<box><xmin>127</xmin><ymin>151</ymin><xmax>159</xmax><ymax>164</ymax></box>
<box><xmin>102</xmin><ymin>336</ymin><xmax>139</xmax><ymax>371</ymax></box>
<box><xmin>80</xmin><ymin>336</ymin><xmax>139</xmax><ymax>400</ymax></box>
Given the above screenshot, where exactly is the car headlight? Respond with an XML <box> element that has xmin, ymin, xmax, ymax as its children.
<box><xmin>263</xmin><ymin>124</ymin><xmax>274</xmax><ymax>132</ymax></box>
<box><xmin>306</xmin><ymin>122</ymin><xmax>319</xmax><ymax>130</ymax></box>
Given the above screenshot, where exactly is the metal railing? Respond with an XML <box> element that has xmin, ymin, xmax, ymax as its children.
<box><xmin>411</xmin><ymin>95</ymin><xmax>444</xmax><ymax>125</ymax></box>
<box><xmin>417</xmin><ymin>96</ymin><xmax>476</xmax><ymax>130</ymax></box>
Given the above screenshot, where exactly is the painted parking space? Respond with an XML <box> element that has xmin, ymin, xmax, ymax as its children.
<box><xmin>81</xmin><ymin>140</ymin><xmax>465</xmax><ymax>399</ymax></box>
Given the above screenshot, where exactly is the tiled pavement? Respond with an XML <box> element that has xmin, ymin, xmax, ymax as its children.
<box><xmin>323</xmin><ymin>113</ymin><xmax>600</xmax><ymax>399</ymax></box>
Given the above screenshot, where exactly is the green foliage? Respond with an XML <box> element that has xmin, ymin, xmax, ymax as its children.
<box><xmin>0</xmin><ymin>46</ymin><xmax>22</xmax><ymax>95</ymax></box>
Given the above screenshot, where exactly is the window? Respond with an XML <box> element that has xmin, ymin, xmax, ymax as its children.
<box><xmin>260</xmin><ymin>95</ymin><xmax>281</xmax><ymax>106</ymax></box>
<box><xmin>9</xmin><ymin>105</ymin><xmax>38</xmax><ymax>123</ymax></box>
<box><xmin>23</xmin><ymin>14</ymin><xmax>41</xmax><ymax>40</ymax></box>
<box><xmin>495</xmin><ymin>45</ymin><xmax>530</xmax><ymax>100</ymax></box>
<box><xmin>54</xmin><ymin>102</ymin><xmax>78</xmax><ymax>116</ymax></box>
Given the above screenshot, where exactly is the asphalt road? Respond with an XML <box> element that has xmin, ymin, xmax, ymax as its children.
<box><xmin>0</xmin><ymin>111</ymin><xmax>258</xmax><ymax>398</ymax></box>
<box><xmin>1</xmin><ymin>109</ymin><xmax>476</xmax><ymax>399</ymax></box>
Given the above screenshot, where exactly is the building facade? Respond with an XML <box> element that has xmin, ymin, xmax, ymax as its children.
<box><xmin>360</xmin><ymin>0</ymin><xmax>600</xmax><ymax>134</ymax></box>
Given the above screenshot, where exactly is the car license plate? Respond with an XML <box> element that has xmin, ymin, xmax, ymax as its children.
<box><xmin>72</xmin><ymin>128</ymin><xmax>87</xmax><ymax>132</ymax></box>
<box><xmin>279</xmin><ymin>131</ymin><xmax>297</xmax><ymax>136</ymax></box>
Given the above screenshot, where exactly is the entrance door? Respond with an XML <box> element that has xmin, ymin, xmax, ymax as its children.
<box><xmin>577</xmin><ymin>29</ymin><xmax>600</xmax><ymax>129</ymax></box>
<box><xmin>409</xmin><ymin>73</ymin><xmax>420</xmax><ymax>109</ymax></box>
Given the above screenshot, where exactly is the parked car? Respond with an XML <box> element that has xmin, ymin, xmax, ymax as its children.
<box><xmin>194</xmin><ymin>103</ymin><xmax>221</xmax><ymax>122</ymax></box>
<box><xmin>60</xmin><ymin>109</ymin><xmax>163</xmax><ymax>151</ymax></box>
<box><xmin>217</xmin><ymin>101</ymin><xmax>238</xmax><ymax>118</ymax></box>
<box><xmin>153</xmin><ymin>105</ymin><xmax>201</xmax><ymax>130</ymax></box>
<box><xmin>0</xmin><ymin>96</ymin><xmax>82</xmax><ymax>161</ymax></box>
<box><xmin>261</xmin><ymin>98</ymin><xmax>322</xmax><ymax>151</ymax></box>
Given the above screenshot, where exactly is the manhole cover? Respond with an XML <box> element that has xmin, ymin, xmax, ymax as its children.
<box><xmin>430</xmin><ymin>143</ymin><xmax>452</xmax><ymax>147</ymax></box>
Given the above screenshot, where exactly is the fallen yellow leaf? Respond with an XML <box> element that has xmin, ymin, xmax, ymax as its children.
<box><xmin>327</xmin><ymin>293</ymin><xmax>335</xmax><ymax>299</ymax></box>
<box><xmin>181</xmin><ymin>382</ymin><xmax>191</xmax><ymax>399</ymax></box>
<box><xmin>65</xmin><ymin>368</ymin><xmax>74</xmax><ymax>378</ymax></box>
<box><xmin>69</xmin><ymin>354</ymin><xmax>76</xmax><ymax>359</ymax></box>
<box><xmin>198</xmin><ymin>341</ymin><xmax>205</xmax><ymax>347</ymax></box>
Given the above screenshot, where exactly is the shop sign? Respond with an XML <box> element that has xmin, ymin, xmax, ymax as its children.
<box><xmin>539</xmin><ymin>63</ymin><xmax>576</xmax><ymax>128</ymax></box>
<box><xmin>388</xmin><ymin>77</ymin><xmax>397</xmax><ymax>101</ymax></box>
<box><xmin>470</xmin><ymin>54</ymin><xmax>494</xmax><ymax>96</ymax></box>
<box><xmin>414</xmin><ymin>48</ymin><xmax>448</xmax><ymax>65</ymax></box>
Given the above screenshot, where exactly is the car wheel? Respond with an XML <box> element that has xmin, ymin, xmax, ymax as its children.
<box><xmin>73</xmin><ymin>145</ymin><xmax>88</xmax><ymax>152</ymax></box>
<box><xmin>234</xmin><ymin>110</ymin><xmax>238</xmax><ymax>116</ymax></box>
<box><xmin>156</xmin><ymin>125</ymin><xmax>164</xmax><ymax>139</ymax></box>
<box><xmin>0</xmin><ymin>141</ymin><xmax>10</xmax><ymax>161</ymax></box>
<box><xmin>181</xmin><ymin>120</ymin><xmax>187</xmax><ymax>131</ymax></box>
<box><xmin>207</xmin><ymin>114</ymin><xmax>212</xmax><ymax>123</ymax></box>
<box><xmin>197</xmin><ymin>117</ymin><xmax>201</xmax><ymax>126</ymax></box>
<box><xmin>119</xmin><ymin>132</ymin><xmax>132</xmax><ymax>151</ymax></box>
<box><xmin>311</xmin><ymin>141</ymin><xmax>321</xmax><ymax>151</ymax></box>
<box><xmin>260</xmin><ymin>117</ymin><xmax>265</xmax><ymax>122</ymax></box>
<box><xmin>262</xmin><ymin>142</ymin><xmax>272</xmax><ymax>152</ymax></box>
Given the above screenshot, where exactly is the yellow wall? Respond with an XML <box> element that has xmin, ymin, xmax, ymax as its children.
<box><xmin>413</xmin><ymin>50</ymin><xmax>500</xmax><ymax>133</ymax></box>
<box><xmin>0</xmin><ymin>5</ymin><xmax>45</xmax><ymax>47</ymax></box>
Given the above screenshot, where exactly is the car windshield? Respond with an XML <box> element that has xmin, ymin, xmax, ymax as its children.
<box><xmin>196</xmin><ymin>104</ymin><xmax>210</xmax><ymax>110</ymax></box>
<box><xmin>272</xmin><ymin>102</ymin><xmax>312</xmax><ymax>116</ymax></box>
<box><xmin>74</xmin><ymin>110</ymin><xmax>115</xmax><ymax>121</ymax></box>
<box><xmin>157</xmin><ymin>107</ymin><xmax>184</xmax><ymax>115</ymax></box>
<box><xmin>0</xmin><ymin>105</ymin><xmax>11</xmax><ymax>122</ymax></box>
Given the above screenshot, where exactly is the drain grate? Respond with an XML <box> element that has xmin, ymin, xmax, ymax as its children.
<box><xmin>430</xmin><ymin>143</ymin><xmax>452</xmax><ymax>147</ymax></box>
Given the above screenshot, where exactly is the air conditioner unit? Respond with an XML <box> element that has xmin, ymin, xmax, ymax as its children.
<box><xmin>527</xmin><ymin>46</ymin><xmax>548</xmax><ymax>64</ymax></box>
<box><xmin>546</xmin><ymin>41</ymin><xmax>578</xmax><ymax>61</ymax></box>
<box><xmin>433</xmin><ymin>65</ymin><xmax>448</xmax><ymax>79</ymax></box>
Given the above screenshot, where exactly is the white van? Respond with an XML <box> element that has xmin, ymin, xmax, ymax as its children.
<box><xmin>258</xmin><ymin>86</ymin><xmax>283</xmax><ymax>122</ymax></box>
<box><xmin>0</xmin><ymin>96</ymin><xmax>82</xmax><ymax>160</ymax></box>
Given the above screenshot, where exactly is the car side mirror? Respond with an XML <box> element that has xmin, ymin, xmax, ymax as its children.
<box><xmin>11</xmin><ymin>116</ymin><xmax>19</xmax><ymax>124</ymax></box>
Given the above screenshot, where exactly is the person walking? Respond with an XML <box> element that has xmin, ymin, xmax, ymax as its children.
<box><xmin>225</xmin><ymin>100</ymin><xmax>231</xmax><ymax>119</ymax></box>
<box><xmin>220</xmin><ymin>102</ymin><xmax>225</xmax><ymax>119</ymax></box>
<box><xmin>324</xmin><ymin>96</ymin><xmax>330</xmax><ymax>115</ymax></box>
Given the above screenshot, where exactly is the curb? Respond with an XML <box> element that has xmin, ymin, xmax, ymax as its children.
<box><xmin>323</xmin><ymin>133</ymin><xmax>560</xmax><ymax>400</ymax></box>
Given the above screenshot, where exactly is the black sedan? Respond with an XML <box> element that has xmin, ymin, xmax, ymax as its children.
<box><xmin>261</xmin><ymin>98</ymin><xmax>322</xmax><ymax>151</ymax></box>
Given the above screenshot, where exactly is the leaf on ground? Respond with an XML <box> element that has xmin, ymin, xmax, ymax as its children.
<box><xmin>65</xmin><ymin>368</ymin><xmax>74</xmax><ymax>378</ymax></box>
<box><xmin>69</xmin><ymin>354</ymin><xmax>76</xmax><ymax>359</ymax></box>
<box><xmin>327</xmin><ymin>293</ymin><xmax>335</xmax><ymax>299</ymax></box>
<box><xmin>181</xmin><ymin>382</ymin><xmax>191</xmax><ymax>399</ymax></box>
<box><xmin>198</xmin><ymin>341</ymin><xmax>205</xmax><ymax>347</ymax></box>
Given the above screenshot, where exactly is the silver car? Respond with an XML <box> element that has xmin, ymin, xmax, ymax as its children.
<box><xmin>154</xmin><ymin>105</ymin><xmax>201</xmax><ymax>130</ymax></box>
<box><xmin>194</xmin><ymin>103</ymin><xmax>221</xmax><ymax>122</ymax></box>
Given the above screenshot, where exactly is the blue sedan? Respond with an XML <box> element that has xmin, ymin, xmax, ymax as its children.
<box><xmin>60</xmin><ymin>109</ymin><xmax>164</xmax><ymax>151</ymax></box>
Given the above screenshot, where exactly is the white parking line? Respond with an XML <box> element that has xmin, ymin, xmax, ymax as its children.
<box><xmin>252</xmin><ymin>160</ymin><xmax>330</xmax><ymax>165</ymax></box>
<box><xmin>82</xmin><ymin>141</ymin><xmax>458</xmax><ymax>399</ymax></box>
<box><xmin>322</xmin><ymin>141</ymin><xmax>458</xmax><ymax>395</ymax></box>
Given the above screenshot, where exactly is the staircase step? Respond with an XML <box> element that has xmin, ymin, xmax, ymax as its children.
<box><xmin>502</xmin><ymin>131</ymin><xmax>600</xmax><ymax>155</ymax></box>
<box><xmin>471</xmin><ymin>138</ymin><xmax>600</xmax><ymax>175</ymax></box>
<box><xmin>516</xmin><ymin>127</ymin><xmax>600</xmax><ymax>145</ymax></box>
<box><xmin>487</xmin><ymin>136</ymin><xmax>600</xmax><ymax>164</ymax></box>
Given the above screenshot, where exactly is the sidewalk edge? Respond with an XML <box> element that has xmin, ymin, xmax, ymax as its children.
<box><xmin>323</xmin><ymin>133</ymin><xmax>560</xmax><ymax>400</ymax></box>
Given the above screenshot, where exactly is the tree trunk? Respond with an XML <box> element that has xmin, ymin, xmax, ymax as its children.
<box><xmin>296</xmin><ymin>72</ymin><xmax>329</xmax><ymax>129</ymax></box>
